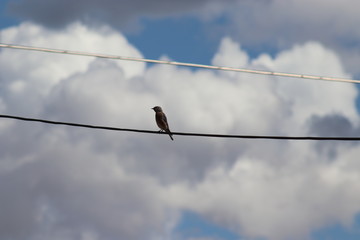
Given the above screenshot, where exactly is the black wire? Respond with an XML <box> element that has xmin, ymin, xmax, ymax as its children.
<box><xmin>0</xmin><ymin>114</ymin><xmax>359</xmax><ymax>141</ymax></box>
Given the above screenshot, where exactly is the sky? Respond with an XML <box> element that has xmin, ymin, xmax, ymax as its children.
<box><xmin>1</xmin><ymin>1</ymin><xmax>360</xmax><ymax>240</ymax></box>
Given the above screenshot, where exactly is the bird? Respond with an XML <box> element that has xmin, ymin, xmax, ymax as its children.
<box><xmin>152</xmin><ymin>106</ymin><xmax>174</xmax><ymax>141</ymax></box>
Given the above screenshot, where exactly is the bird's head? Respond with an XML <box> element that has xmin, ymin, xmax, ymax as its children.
<box><xmin>152</xmin><ymin>106</ymin><xmax>163</xmax><ymax>112</ymax></box>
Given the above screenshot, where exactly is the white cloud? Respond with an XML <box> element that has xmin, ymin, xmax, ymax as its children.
<box><xmin>168</xmin><ymin>152</ymin><xmax>360</xmax><ymax>240</ymax></box>
<box><xmin>0</xmin><ymin>22</ymin><xmax>145</xmax><ymax>115</ymax></box>
<box><xmin>210</xmin><ymin>0</ymin><xmax>360</xmax><ymax>76</ymax></box>
<box><xmin>7</xmin><ymin>0</ymin><xmax>360</xmax><ymax>77</ymax></box>
<box><xmin>1</xmin><ymin>22</ymin><xmax>360</xmax><ymax>240</ymax></box>
<box><xmin>252</xmin><ymin>41</ymin><xmax>358</xmax><ymax>128</ymax></box>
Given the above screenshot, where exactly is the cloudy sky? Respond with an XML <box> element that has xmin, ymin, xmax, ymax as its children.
<box><xmin>1</xmin><ymin>0</ymin><xmax>360</xmax><ymax>240</ymax></box>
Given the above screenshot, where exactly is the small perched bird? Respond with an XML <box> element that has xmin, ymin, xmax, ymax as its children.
<box><xmin>152</xmin><ymin>106</ymin><xmax>174</xmax><ymax>141</ymax></box>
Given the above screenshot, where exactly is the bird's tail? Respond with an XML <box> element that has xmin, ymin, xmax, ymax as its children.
<box><xmin>166</xmin><ymin>129</ymin><xmax>174</xmax><ymax>141</ymax></box>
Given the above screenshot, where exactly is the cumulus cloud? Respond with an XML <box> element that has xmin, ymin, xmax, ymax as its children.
<box><xmin>212</xmin><ymin>0</ymin><xmax>360</xmax><ymax>76</ymax></box>
<box><xmin>7</xmin><ymin>0</ymin><xmax>360</xmax><ymax>76</ymax></box>
<box><xmin>168</xmin><ymin>156</ymin><xmax>360</xmax><ymax>240</ymax></box>
<box><xmin>1</xmin><ymin>22</ymin><xmax>360</xmax><ymax>240</ymax></box>
<box><xmin>218</xmin><ymin>0</ymin><xmax>360</xmax><ymax>46</ymax></box>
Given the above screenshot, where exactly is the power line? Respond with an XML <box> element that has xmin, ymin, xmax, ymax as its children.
<box><xmin>0</xmin><ymin>43</ymin><xmax>358</xmax><ymax>84</ymax></box>
<box><xmin>1</xmin><ymin>114</ymin><xmax>359</xmax><ymax>141</ymax></box>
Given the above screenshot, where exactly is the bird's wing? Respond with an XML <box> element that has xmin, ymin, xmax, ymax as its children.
<box><xmin>162</xmin><ymin>113</ymin><xmax>168</xmax><ymax>123</ymax></box>
<box><xmin>161</xmin><ymin>113</ymin><xmax>171</xmax><ymax>130</ymax></box>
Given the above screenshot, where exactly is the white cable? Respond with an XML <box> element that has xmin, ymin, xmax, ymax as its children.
<box><xmin>0</xmin><ymin>43</ymin><xmax>358</xmax><ymax>84</ymax></box>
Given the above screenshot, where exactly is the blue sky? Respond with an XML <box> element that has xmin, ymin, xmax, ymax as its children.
<box><xmin>128</xmin><ymin>17</ymin><xmax>220</xmax><ymax>65</ymax></box>
<box><xmin>1</xmin><ymin>1</ymin><xmax>360</xmax><ymax>240</ymax></box>
<box><xmin>313</xmin><ymin>215</ymin><xmax>360</xmax><ymax>240</ymax></box>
